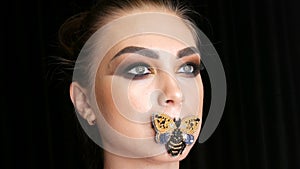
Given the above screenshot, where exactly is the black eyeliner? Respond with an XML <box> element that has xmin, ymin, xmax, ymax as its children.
<box><xmin>178</xmin><ymin>62</ymin><xmax>201</xmax><ymax>77</ymax></box>
<box><xmin>122</xmin><ymin>62</ymin><xmax>153</xmax><ymax>80</ymax></box>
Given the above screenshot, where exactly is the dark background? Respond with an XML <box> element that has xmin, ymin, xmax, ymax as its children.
<box><xmin>2</xmin><ymin>0</ymin><xmax>300</xmax><ymax>169</ymax></box>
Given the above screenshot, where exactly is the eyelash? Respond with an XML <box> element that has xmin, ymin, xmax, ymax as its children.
<box><xmin>124</xmin><ymin>63</ymin><xmax>154</xmax><ymax>79</ymax></box>
<box><xmin>177</xmin><ymin>62</ymin><xmax>201</xmax><ymax>77</ymax></box>
<box><xmin>123</xmin><ymin>62</ymin><xmax>201</xmax><ymax>80</ymax></box>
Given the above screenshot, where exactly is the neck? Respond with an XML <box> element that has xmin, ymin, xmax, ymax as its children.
<box><xmin>103</xmin><ymin>151</ymin><xmax>180</xmax><ymax>169</ymax></box>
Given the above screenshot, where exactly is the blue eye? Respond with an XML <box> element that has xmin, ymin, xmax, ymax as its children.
<box><xmin>177</xmin><ymin>62</ymin><xmax>200</xmax><ymax>77</ymax></box>
<box><xmin>124</xmin><ymin>63</ymin><xmax>154</xmax><ymax>79</ymax></box>
<box><xmin>178</xmin><ymin>64</ymin><xmax>194</xmax><ymax>73</ymax></box>
<box><xmin>128</xmin><ymin>65</ymin><xmax>152</xmax><ymax>76</ymax></box>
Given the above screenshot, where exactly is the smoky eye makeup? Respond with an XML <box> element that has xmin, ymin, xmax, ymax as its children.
<box><xmin>176</xmin><ymin>61</ymin><xmax>201</xmax><ymax>77</ymax></box>
<box><xmin>116</xmin><ymin>62</ymin><xmax>155</xmax><ymax>80</ymax></box>
<box><xmin>109</xmin><ymin>48</ymin><xmax>202</xmax><ymax>79</ymax></box>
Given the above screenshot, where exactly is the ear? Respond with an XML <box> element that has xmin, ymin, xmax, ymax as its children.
<box><xmin>70</xmin><ymin>82</ymin><xmax>96</xmax><ymax>125</ymax></box>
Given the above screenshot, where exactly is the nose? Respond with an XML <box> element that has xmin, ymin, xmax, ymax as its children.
<box><xmin>157</xmin><ymin>72</ymin><xmax>183</xmax><ymax>107</ymax></box>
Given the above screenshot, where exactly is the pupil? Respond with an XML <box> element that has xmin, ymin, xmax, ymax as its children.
<box><xmin>136</xmin><ymin>66</ymin><xmax>145</xmax><ymax>73</ymax></box>
<box><xmin>184</xmin><ymin>65</ymin><xmax>192</xmax><ymax>72</ymax></box>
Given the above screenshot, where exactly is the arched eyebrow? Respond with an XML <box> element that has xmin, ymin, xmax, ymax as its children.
<box><xmin>177</xmin><ymin>47</ymin><xmax>199</xmax><ymax>58</ymax></box>
<box><xmin>111</xmin><ymin>46</ymin><xmax>159</xmax><ymax>61</ymax></box>
<box><xmin>110</xmin><ymin>46</ymin><xmax>199</xmax><ymax>61</ymax></box>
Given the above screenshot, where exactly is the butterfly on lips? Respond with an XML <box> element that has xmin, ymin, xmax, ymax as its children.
<box><xmin>152</xmin><ymin>113</ymin><xmax>201</xmax><ymax>157</ymax></box>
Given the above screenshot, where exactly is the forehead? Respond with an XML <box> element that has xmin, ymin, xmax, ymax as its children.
<box><xmin>88</xmin><ymin>12</ymin><xmax>196</xmax><ymax>56</ymax></box>
<box><xmin>105</xmin><ymin>34</ymin><xmax>194</xmax><ymax>60</ymax></box>
<box><xmin>77</xmin><ymin>13</ymin><xmax>198</xmax><ymax>78</ymax></box>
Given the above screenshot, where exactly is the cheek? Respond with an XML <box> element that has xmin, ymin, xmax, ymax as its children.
<box><xmin>95</xmin><ymin>76</ymin><xmax>155</xmax><ymax>136</ymax></box>
<box><xmin>95</xmin><ymin>77</ymin><xmax>115</xmax><ymax>118</ymax></box>
<box><xmin>127</xmin><ymin>78</ymin><xmax>155</xmax><ymax>113</ymax></box>
<box><xmin>95</xmin><ymin>75</ymin><xmax>155</xmax><ymax>128</ymax></box>
<box><xmin>197</xmin><ymin>76</ymin><xmax>204</xmax><ymax>114</ymax></box>
<box><xmin>178</xmin><ymin>76</ymin><xmax>204</xmax><ymax>117</ymax></box>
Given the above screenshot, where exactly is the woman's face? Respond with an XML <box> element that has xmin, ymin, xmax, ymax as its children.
<box><xmin>94</xmin><ymin>34</ymin><xmax>203</xmax><ymax>161</ymax></box>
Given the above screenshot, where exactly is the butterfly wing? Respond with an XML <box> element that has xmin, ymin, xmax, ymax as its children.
<box><xmin>180</xmin><ymin>116</ymin><xmax>201</xmax><ymax>135</ymax></box>
<box><xmin>180</xmin><ymin>116</ymin><xmax>200</xmax><ymax>145</ymax></box>
<box><xmin>155</xmin><ymin>132</ymin><xmax>171</xmax><ymax>144</ymax></box>
<box><xmin>183</xmin><ymin>134</ymin><xmax>195</xmax><ymax>145</ymax></box>
<box><xmin>152</xmin><ymin>113</ymin><xmax>176</xmax><ymax>144</ymax></box>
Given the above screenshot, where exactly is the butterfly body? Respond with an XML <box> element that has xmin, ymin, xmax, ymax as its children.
<box><xmin>152</xmin><ymin>113</ymin><xmax>200</xmax><ymax>157</ymax></box>
<box><xmin>166</xmin><ymin>128</ymin><xmax>186</xmax><ymax>156</ymax></box>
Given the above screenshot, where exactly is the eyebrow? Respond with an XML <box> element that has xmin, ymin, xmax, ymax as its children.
<box><xmin>177</xmin><ymin>47</ymin><xmax>199</xmax><ymax>58</ymax></box>
<box><xmin>111</xmin><ymin>46</ymin><xmax>159</xmax><ymax>60</ymax></box>
<box><xmin>111</xmin><ymin>46</ymin><xmax>199</xmax><ymax>61</ymax></box>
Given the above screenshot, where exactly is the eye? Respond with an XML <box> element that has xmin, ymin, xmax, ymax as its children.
<box><xmin>177</xmin><ymin>62</ymin><xmax>200</xmax><ymax>77</ymax></box>
<box><xmin>128</xmin><ymin>65</ymin><xmax>151</xmax><ymax>75</ymax></box>
<box><xmin>178</xmin><ymin>64</ymin><xmax>194</xmax><ymax>73</ymax></box>
<box><xmin>125</xmin><ymin>63</ymin><xmax>154</xmax><ymax>79</ymax></box>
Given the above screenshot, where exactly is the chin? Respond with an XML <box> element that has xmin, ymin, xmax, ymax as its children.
<box><xmin>147</xmin><ymin>147</ymin><xmax>191</xmax><ymax>163</ymax></box>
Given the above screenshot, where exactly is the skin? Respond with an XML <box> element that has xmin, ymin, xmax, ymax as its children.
<box><xmin>70</xmin><ymin>12</ymin><xmax>204</xmax><ymax>169</ymax></box>
<box><xmin>96</xmin><ymin>34</ymin><xmax>203</xmax><ymax>168</ymax></box>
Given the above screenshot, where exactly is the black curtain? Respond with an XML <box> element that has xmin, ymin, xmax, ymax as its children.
<box><xmin>2</xmin><ymin>0</ymin><xmax>299</xmax><ymax>169</ymax></box>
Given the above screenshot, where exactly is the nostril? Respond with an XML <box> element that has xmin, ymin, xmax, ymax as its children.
<box><xmin>165</xmin><ymin>100</ymin><xmax>174</xmax><ymax>104</ymax></box>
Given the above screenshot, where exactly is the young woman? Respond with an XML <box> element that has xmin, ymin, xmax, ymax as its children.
<box><xmin>57</xmin><ymin>0</ymin><xmax>219</xmax><ymax>168</ymax></box>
